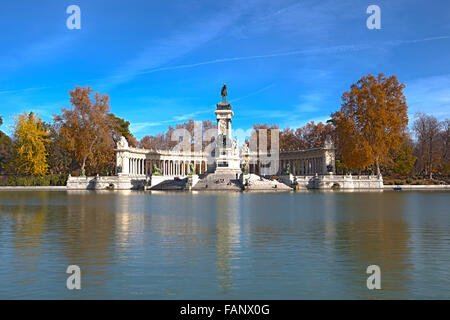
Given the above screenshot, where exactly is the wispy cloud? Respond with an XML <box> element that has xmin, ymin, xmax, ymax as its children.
<box><xmin>98</xmin><ymin>1</ymin><xmax>255</xmax><ymax>90</ymax></box>
<box><xmin>230</xmin><ymin>84</ymin><xmax>275</xmax><ymax>103</ymax></box>
<box><xmin>405</xmin><ymin>74</ymin><xmax>450</xmax><ymax>119</ymax></box>
<box><xmin>130</xmin><ymin>109</ymin><xmax>212</xmax><ymax>136</ymax></box>
<box><xmin>4</xmin><ymin>35</ymin><xmax>450</xmax><ymax>95</ymax></box>
<box><xmin>93</xmin><ymin>35</ymin><xmax>450</xmax><ymax>87</ymax></box>
<box><xmin>295</xmin><ymin>93</ymin><xmax>326</xmax><ymax>113</ymax></box>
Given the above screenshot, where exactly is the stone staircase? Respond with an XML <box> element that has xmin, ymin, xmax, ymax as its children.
<box><xmin>192</xmin><ymin>173</ymin><xmax>244</xmax><ymax>191</ymax></box>
<box><xmin>244</xmin><ymin>174</ymin><xmax>292</xmax><ymax>191</ymax></box>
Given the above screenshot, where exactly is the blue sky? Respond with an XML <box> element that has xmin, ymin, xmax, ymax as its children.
<box><xmin>0</xmin><ymin>0</ymin><xmax>449</xmax><ymax>140</ymax></box>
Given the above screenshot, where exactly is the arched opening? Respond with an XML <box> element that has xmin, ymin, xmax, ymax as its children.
<box><xmin>331</xmin><ymin>183</ymin><xmax>340</xmax><ymax>190</ymax></box>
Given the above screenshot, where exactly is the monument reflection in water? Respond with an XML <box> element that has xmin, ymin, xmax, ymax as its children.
<box><xmin>0</xmin><ymin>190</ymin><xmax>449</xmax><ymax>299</ymax></box>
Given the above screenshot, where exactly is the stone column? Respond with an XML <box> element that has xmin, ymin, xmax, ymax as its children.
<box><xmin>122</xmin><ymin>154</ymin><xmax>129</xmax><ymax>175</ymax></box>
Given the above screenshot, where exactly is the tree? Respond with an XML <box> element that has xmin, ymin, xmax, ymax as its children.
<box><xmin>440</xmin><ymin>119</ymin><xmax>450</xmax><ymax>175</ymax></box>
<box><xmin>139</xmin><ymin>120</ymin><xmax>217</xmax><ymax>151</ymax></box>
<box><xmin>393</xmin><ymin>141</ymin><xmax>416</xmax><ymax>176</ymax></box>
<box><xmin>54</xmin><ymin>86</ymin><xmax>118</xmax><ymax>175</ymax></box>
<box><xmin>412</xmin><ymin>113</ymin><xmax>441</xmax><ymax>179</ymax></box>
<box><xmin>43</xmin><ymin>122</ymin><xmax>74</xmax><ymax>175</ymax></box>
<box><xmin>330</xmin><ymin>74</ymin><xmax>408</xmax><ymax>175</ymax></box>
<box><xmin>12</xmin><ymin>112</ymin><xmax>50</xmax><ymax>176</ymax></box>
<box><xmin>109</xmin><ymin>114</ymin><xmax>138</xmax><ymax>147</ymax></box>
<box><xmin>0</xmin><ymin>116</ymin><xmax>14</xmax><ymax>174</ymax></box>
<box><xmin>279</xmin><ymin>122</ymin><xmax>335</xmax><ymax>151</ymax></box>
<box><xmin>249</xmin><ymin>123</ymin><xmax>279</xmax><ymax>152</ymax></box>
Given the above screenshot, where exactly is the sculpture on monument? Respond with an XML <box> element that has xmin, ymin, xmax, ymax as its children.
<box><xmin>117</xmin><ymin>136</ymin><xmax>129</xmax><ymax>149</ymax></box>
<box><xmin>221</xmin><ymin>84</ymin><xmax>227</xmax><ymax>101</ymax></box>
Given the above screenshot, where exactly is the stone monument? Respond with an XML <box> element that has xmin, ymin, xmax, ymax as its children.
<box><xmin>214</xmin><ymin>85</ymin><xmax>241</xmax><ymax>175</ymax></box>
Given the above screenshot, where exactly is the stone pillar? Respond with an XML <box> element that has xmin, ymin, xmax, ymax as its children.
<box><xmin>122</xmin><ymin>154</ymin><xmax>129</xmax><ymax>175</ymax></box>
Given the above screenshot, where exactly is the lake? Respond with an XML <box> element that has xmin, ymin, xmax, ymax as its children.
<box><xmin>0</xmin><ymin>190</ymin><xmax>449</xmax><ymax>299</ymax></box>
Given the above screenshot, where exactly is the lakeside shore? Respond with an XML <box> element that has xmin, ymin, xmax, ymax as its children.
<box><xmin>1</xmin><ymin>185</ymin><xmax>449</xmax><ymax>191</ymax></box>
<box><xmin>0</xmin><ymin>186</ymin><xmax>67</xmax><ymax>191</ymax></box>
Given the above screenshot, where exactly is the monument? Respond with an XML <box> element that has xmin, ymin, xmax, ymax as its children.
<box><xmin>67</xmin><ymin>84</ymin><xmax>383</xmax><ymax>190</ymax></box>
<box><xmin>214</xmin><ymin>84</ymin><xmax>241</xmax><ymax>175</ymax></box>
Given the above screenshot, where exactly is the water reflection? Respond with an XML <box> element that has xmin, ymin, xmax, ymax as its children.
<box><xmin>0</xmin><ymin>191</ymin><xmax>449</xmax><ymax>299</ymax></box>
<box><xmin>214</xmin><ymin>193</ymin><xmax>241</xmax><ymax>293</ymax></box>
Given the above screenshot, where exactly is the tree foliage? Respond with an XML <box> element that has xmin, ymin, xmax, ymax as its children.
<box><xmin>413</xmin><ymin>114</ymin><xmax>448</xmax><ymax>178</ymax></box>
<box><xmin>331</xmin><ymin>74</ymin><xmax>408</xmax><ymax>174</ymax></box>
<box><xmin>54</xmin><ymin>86</ymin><xmax>118</xmax><ymax>175</ymax></box>
<box><xmin>0</xmin><ymin>116</ymin><xmax>14</xmax><ymax>174</ymax></box>
<box><xmin>12</xmin><ymin>112</ymin><xmax>50</xmax><ymax>176</ymax></box>
<box><xmin>109</xmin><ymin>113</ymin><xmax>138</xmax><ymax>147</ymax></box>
<box><xmin>393</xmin><ymin>141</ymin><xmax>417</xmax><ymax>176</ymax></box>
<box><xmin>139</xmin><ymin>120</ymin><xmax>217</xmax><ymax>150</ymax></box>
<box><xmin>43</xmin><ymin>122</ymin><xmax>75</xmax><ymax>175</ymax></box>
<box><xmin>279</xmin><ymin>121</ymin><xmax>335</xmax><ymax>150</ymax></box>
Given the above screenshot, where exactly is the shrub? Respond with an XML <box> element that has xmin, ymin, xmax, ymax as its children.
<box><xmin>1</xmin><ymin>174</ymin><xmax>68</xmax><ymax>186</ymax></box>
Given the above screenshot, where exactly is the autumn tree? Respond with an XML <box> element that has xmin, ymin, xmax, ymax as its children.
<box><xmin>12</xmin><ymin>112</ymin><xmax>51</xmax><ymax>176</ymax></box>
<box><xmin>0</xmin><ymin>116</ymin><xmax>14</xmax><ymax>174</ymax></box>
<box><xmin>54</xmin><ymin>86</ymin><xmax>118</xmax><ymax>175</ymax></box>
<box><xmin>249</xmin><ymin>123</ymin><xmax>279</xmax><ymax>152</ymax></box>
<box><xmin>43</xmin><ymin>122</ymin><xmax>74</xmax><ymax>175</ymax></box>
<box><xmin>280</xmin><ymin>128</ymin><xmax>300</xmax><ymax>150</ymax></box>
<box><xmin>139</xmin><ymin>120</ymin><xmax>217</xmax><ymax>151</ymax></box>
<box><xmin>330</xmin><ymin>74</ymin><xmax>408</xmax><ymax>175</ymax></box>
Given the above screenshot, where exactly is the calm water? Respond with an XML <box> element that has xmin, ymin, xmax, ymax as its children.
<box><xmin>0</xmin><ymin>190</ymin><xmax>449</xmax><ymax>299</ymax></box>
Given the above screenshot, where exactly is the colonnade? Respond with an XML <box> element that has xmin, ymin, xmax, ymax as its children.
<box><xmin>127</xmin><ymin>157</ymin><xmax>207</xmax><ymax>176</ymax></box>
<box><xmin>280</xmin><ymin>158</ymin><xmax>325</xmax><ymax>175</ymax></box>
<box><xmin>243</xmin><ymin>157</ymin><xmax>325</xmax><ymax>175</ymax></box>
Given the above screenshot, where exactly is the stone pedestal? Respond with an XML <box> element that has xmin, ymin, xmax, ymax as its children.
<box><xmin>214</xmin><ymin>99</ymin><xmax>241</xmax><ymax>175</ymax></box>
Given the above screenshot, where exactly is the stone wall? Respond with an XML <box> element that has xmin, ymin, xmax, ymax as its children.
<box><xmin>286</xmin><ymin>174</ymin><xmax>384</xmax><ymax>189</ymax></box>
<box><xmin>67</xmin><ymin>175</ymin><xmax>147</xmax><ymax>190</ymax></box>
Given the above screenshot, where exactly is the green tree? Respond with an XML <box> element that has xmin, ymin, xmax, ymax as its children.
<box><xmin>393</xmin><ymin>142</ymin><xmax>417</xmax><ymax>176</ymax></box>
<box><xmin>12</xmin><ymin>112</ymin><xmax>51</xmax><ymax>176</ymax></box>
<box><xmin>109</xmin><ymin>113</ymin><xmax>138</xmax><ymax>147</ymax></box>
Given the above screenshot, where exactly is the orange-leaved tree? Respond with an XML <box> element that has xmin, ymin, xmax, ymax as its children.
<box><xmin>330</xmin><ymin>74</ymin><xmax>408</xmax><ymax>175</ymax></box>
<box><xmin>54</xmin><ymin>86</ymin><xmax>117</xmax><ymax>175</ymax></box>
